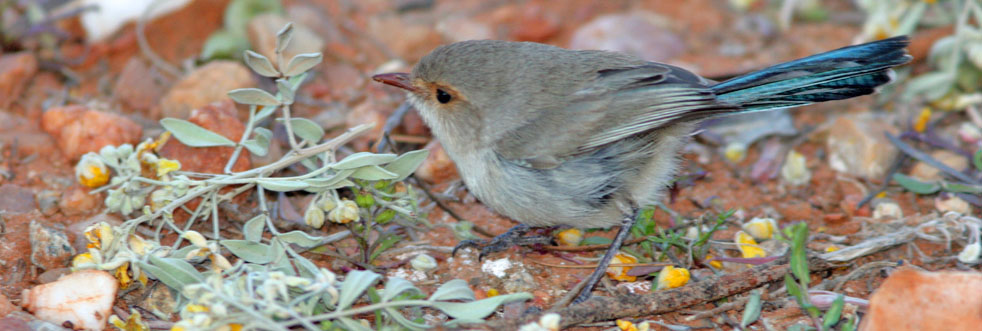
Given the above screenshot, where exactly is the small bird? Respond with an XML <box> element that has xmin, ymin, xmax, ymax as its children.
<box><xmin>374</xmin><ymin>37</ymin><xmax>910</xmax><ymax>303</ymax></box>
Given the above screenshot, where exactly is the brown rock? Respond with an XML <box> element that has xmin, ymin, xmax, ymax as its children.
<box><xmin>320</xmin><ymin>63</ymin><xmax>366</xmax><ymax>103</ymax></box>
<box><xmin>909</xmin><ymin>150</ymin><xmax>969</xmax><ymax>181</ymax></box>
<box><xmin>368</xmin><ymin>15</ymin><xmax>444</xmax><ymax>61</ymax></box>
<box><xmin>59</xmin><ymin>186</ymin><xmax>103</xmax><ymax>217</ymax></box>
<box><xmin>113</xmin><ymin>58</ymin><xmax>170</xmax><ymax>116</ymax></box>
<box><xmin>0</xmin><ymin>184</ymin><xmax>36</xmax><ymax>214</ymax></box>
<box><xmin>569</xmin><ymin>12</ymin><xmax>685</xmax><ymax>62</ymax></box>
<box><xmin>247</xmin><ymin>14</ymin><xmax>325</xmax><ymax>66</ymax></box>
<box><xmin>415</xmin><ymin>141</ymin><xmax>460</xmax><ymax>184</ymax></box>
<box><xmin>40</xmin><ymin>105</ymin><xmax>143</xmax><ymax>161</ymax></box>
<box><xmin>29</xmin><ymin>220</ymin><xmax>75</xmax><ymax>271</ymax></box>
<box><xmin>159</xmin><ymin>61</ymin><xmax>254</xmax><ymax>119</ymax></box>
<box><xmin>0</xmin><ymin>52</ymin><xmax>38</xmax><ymax>109</ymax></box>
<box><xmin>862</xmin><ymin>267</ymin><xmax>982</xmax><ymax>331</ymax></box>
<box><xmin>509</xmin><ymin>3</ymin><xmax>561</xmax><ymax>42</ymax></box>
<box><xmin>437</xmin><ymin>16</ymin><xmax>493</xmax><ymax>43</ymax></box>
<box><xmin>0</xmin><ymin>293</ymin><xmax>18</xmax><ymax>320</ymax></box>
<box><xmin>826</xmin><ymin>117</ymin><xmax>899</xmax><ymax>179</ymax></box>
<box><xmin>158</xmin><ymin>100</ymin><xmax>250</xmax><ymax>174</ymax></box>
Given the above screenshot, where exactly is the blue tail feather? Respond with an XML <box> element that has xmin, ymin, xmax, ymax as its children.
<box><xmin>712</xmin><ymin>36</ymin><xmax>911</xmax><ymax>112</ymax></box>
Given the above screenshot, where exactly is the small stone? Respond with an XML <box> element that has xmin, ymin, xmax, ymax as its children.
<box><xmin>826</xmin><ymin>116</ymin><xmax>899</xmax><ymax>179</ymax></box>
<box><xmin>29</xmin><ymin>220</ymin><xmax>76</xmax><ymax>271</ymax></box>
<box><xmin>863</xmin><ymin>267</ymin><xmax>982</xmax><ymax>331</ymax></box>
<box><xmin>158</xmin><ymin>100</ymin><xmax>250</xmax><ymax>174</ymax></box>
<box><xmin>21</xmin><ymin>270</ymin><xmax>118</xmax><ymax>331</ymax></box>
<box><xmin>0</xmin><ymin>184</ymin><xmax>36</xmax><ymax>214</ymax></box>
<box><xmin>113</xmin><ymin>58</ymin><xmax>169</xmax><ymax>115</ymax></box>
<box><xmin>0</xmin><ymin>293</ymin><xmax>18</xmax><ymax>319</ymax></box>
<box><xmin>415</xmin><ymin>141</ymin><xmax>460</xmax><ymax>184</ymax></box>
<box><xmin>59</xmin><ymin>186</ymin><xmax>103</xmax><ymax>217</ymax></box>
<box><xmin>872</xmin><ymin>200</ymin><xmax>903</xmax><ymax>220</ymax></box>
<box><xmin>247</xmin><ymin>14</ymin><xmax>325</xmax><ymax>67</ymax></box>
<box><xmin>35</xmin><ymin>190</ymin><xmax>61</xmax><ymax>216</ymax></box>
<box><xmin>569</xmin><ymin>12</ymin><xmax>685</xmax><ymax>62</ymax></box>
<box><xmin>40</xmin><ymin>105</ymin><xmax>143</xmax><ymax>161</ymax></box>
<box><xmin>909</xmin><ymin>150</ymin><xmax>969</xmax><ymax>181</ymax></box>
<box><xmin>509</xmin><ymin>3</ymin><xmax>560</xmax><ymax>42</ymax></box>
<box><xmin>159</xmin><ymin>61</ymin><xmax>254</xmax><ymax>120</ymax></box>
<box><xmin>0</xmin><ymin>52</ymin><xmax>39</xmax><ymax>109</ymax></box>
<box><xmin>935</xmin><ymin>195</ymin><xmax>972</xmax><ymax>215</ymax></box>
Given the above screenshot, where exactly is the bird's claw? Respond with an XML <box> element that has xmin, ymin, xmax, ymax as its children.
<box><xmin>451</xmin><ymin>224</ymin><xmax>553</xmax><ymax>261</ymax></box>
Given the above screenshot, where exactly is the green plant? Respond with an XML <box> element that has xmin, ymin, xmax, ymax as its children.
<box><xmin>74</xmin><ymin>23</ymin><xmax>529</xmax><ymax>330</ymax></box>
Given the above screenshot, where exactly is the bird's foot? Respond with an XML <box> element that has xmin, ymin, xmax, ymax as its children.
<box><xmin>452</xmin><ymin>224</ymin><xmax>553</xmax><ymax>260</ymax></box>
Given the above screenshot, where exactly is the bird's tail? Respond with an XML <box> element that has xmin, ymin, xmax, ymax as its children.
<box><xmin>711</xmin><ymin>36</ymin><xmax>911</xmax><ymax>112</ymax></box>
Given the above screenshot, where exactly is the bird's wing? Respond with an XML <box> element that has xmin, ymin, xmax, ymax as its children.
<box><xmin>493</xmin><ymin>63</ymin><xmax>737</xmax><ymax>168</ymax></box>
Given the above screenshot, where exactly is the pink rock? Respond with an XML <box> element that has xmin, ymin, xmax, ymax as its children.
<box><xmin>509</xmin><ymin>3</ymin><xmax>560</xmax><ymax>42</ymax></box>
<box><xmin>159</xmin><ymin>61</ymin><xmax>254</xmax><ymax>119</ymax></box>
<box><xmin>0</xmin><ymin>52</ymin><xmax>38</xmax><ymax>109</ymax></box>
<box><xmin>862</xmin><ymin>267</ymin><xmax>982</xmax><ymax>331</ymax></box>
<box><xmin>59</xmin><ymin>186</ymin><xmax>104</xmax><ymax>217</ymax></box>
<box><xmin>826</xmin><ymin>117</ymin><xmax>899</xmax><ymax>179</ymax></box>
<box><xmin>113</xmin><ymin>58</ymin><xmax>169</xmax><ymax>116</ymax></box>
<box><xmin>40</xmin><ymin>105</ymin><xmax>142</xmax><ymax>161</ymax></box>
<box><xmin>569</xmin><ymin>12</ymin><xmax>685</xmax><ymax>62</ymax></box>
<box><xmin>22</xmin><ymin>270</ymin><xmax>118</xmax><ymax>331</ymax></box>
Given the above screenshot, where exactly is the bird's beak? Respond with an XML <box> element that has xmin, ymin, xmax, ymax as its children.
<box><xmin>372</xmin><ymin>73</ymin><xmax>417</xmax><ymax>93</ymax></box>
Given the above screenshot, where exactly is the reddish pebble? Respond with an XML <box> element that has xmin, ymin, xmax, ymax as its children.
<box><xmin>158</xmin><ymin>100</ymin><xmax>250</xmax><ymax>174</ymax></box>
<box><xmin>40</xmin><ymin>105</ymin><xmax>142</xmax><ymax>161</ymax></box>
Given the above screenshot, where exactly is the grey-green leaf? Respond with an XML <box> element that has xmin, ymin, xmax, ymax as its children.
<box><xmin>283</xmin><ymin>118</ymin><xmax>324</xmax><ymax>143</ymax></box>
<box><xmin>255</xmin><ymin>106</ymin><xmax>277</xmax><ymax>122</ymax></box>
<box><xmin>283</xmin><ymin>53</ymin><xmax>323</xmax><ymax>77</ymax></box>
<box><xmin>904</xmin><ymin>72</ymin><xmax>954</xmax><ymax>101</ymax></box>
<box><xmin>242</xmin><ymin>139</ymin><xmax>269</xmax><ymax>156</ymax></box>
<box><xmin>243</xmin><ymin>215</ymin><xmax>266</xmax><ymax>242</ymax></box>
<box><xmin>384</xmin><ymin>307</ymin><xmax>429</xmax><ymax>331</ymax></box>
<box><xmin>338</xmin><ymin>270</ymin><xmax>381</xmax><ymax>309</ymax></box>
<box><xmin>740</xmin><ymin>290</ymin><xmax>762</xmax><ymax>327</ymax></box>
<box><xmin>160</xmin><ymin>118</ymin><xmax>236</xmax><ymax>147</ymax></box>
<box><xmin>431</xmin><ymin>293</ymin><xmax>533</xmax><ymax>320</ymax></box>
<box><xmin>244</xmin><ymin>50</ymin><xmax>279</xmax><ymax>77</ymax></box>
<box><xmin>275</xmin><ymin>23</ymin><xmax>293</xmax><ymax>54</ymax></box>
<box><xmin>892</xmin><ymin>173</ymin><xmax>940</xmax><ymax>194</ymax></box>
<box><xmin>229</xmin><ymin>88</ymin><xmax>280</xmax><ymax>106</ymax></box>
<box><xmin>277</xmin><ymin>230</ymin><xmax>323</xmax><ymax>248</ymax></box>
<box><xmin>350</xmin><ymin>165</ymin><xmax>399</xmax><ymax>181</ymax></box>
<box><xmin>383</xmin><ymin>149</ymin><xmax>429</xmax><ymax>181</ymax></box>
<box><xmin>221</xmin><ymin>240</ymin><xmax>273</xmax><ymax>264</ymax></box>
<box><xmin>143</xmin><ymin>255</ymin><xmax>204</xmax><ymax>291</ymax></box>
<box><xmin>333</xmin><ymin>152</ymin><xmax>398</xmax><ymax>169</ymax></box>
<box><xmin>337</xmin><ymin>317</ymin><xmax>373</xmax><ymax>331</ymax></box>
<box><xmin>258</xmin><ymin>179</ymin><xmax>310</xmax><ymax>192</ymax></box>
<box><xmin>276</xmin><ymin>78</ymin><xmax>294</xmax><ymax>105</ymax></box>
<box><xmin>382</xmin><ymin>277</ymin><xmax>421</xmax><ymax>302</ymax></box>
<box><xmin>428</xmin><ymin>279</ymin><xmax>474</xmax><ymax>302</ymax></box>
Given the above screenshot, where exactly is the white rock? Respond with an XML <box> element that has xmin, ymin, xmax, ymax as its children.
<box><xmin>22</xmin><ymin>269</ymin><xmax>118</xmax><ymax>330</ymax></box>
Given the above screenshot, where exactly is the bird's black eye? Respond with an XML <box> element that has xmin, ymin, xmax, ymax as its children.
<box><xmin>435</xmin><ymin>89</ymin><xmax>452</xmax><ymax>104</ymax></box>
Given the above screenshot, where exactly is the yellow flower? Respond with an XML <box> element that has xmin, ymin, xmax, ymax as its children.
<box><xmin>556</xmin><ymin>228</ymin><xmax>583</xmax><ymax>246</ymax></box>
<box><xmin>735</xmin><ymin>231</ymin><xmax>766</xmax><ymax>259</ymax></box>
<box><xmin>109</xmin><ymin>309</ymin><xmax>149</xmax><ymax>331</ymax></box>
<box><xmin>913</xmin><ymin>107</ymin><xmax>931</xmax><ymax>132</ymax></box>
<box><xmin>129</xmin><ymin>234</ymin><xmax>151</xmax><ymax>256</ymax></box>
<box><xmin>656</xmin><ymin>266</ymin><xmax>690</xmax><ymax>290</ymax></box>
<box><xmin>72</xmin><ymin>252</ymin><xmax>98</xmax><ymax>267</ymax></box>
<box><xmin>185</xmin><ymin>304</ymin><xmax>209</xmax><ymax>313</ymax></box>
<box><xmin>83</xmin><ymin>222</ymin><xmax>115</xmax><ymax>250</ymax></box>
<box><xmin>606</xmin><ymin>252</ymin><xmax>638</xmax><ymax>282</ymax></box>
<box><xmin>704</xmin><ymin>255</ymin><xmax>723</xmax><ymax>269</ymax></box>
<box><xmin>155</xmin><ymin>158</ymin><xmax>181</xmax><ymax>177</ymax></box>
<box><xmin>724</xmin><ymin>142</ymin><xmax>747</xmax><ymax>163</ymax></box>
<box><xmin>304</xmin><ymin>203</ymin><xmax>326</xmax><ymax>228</ymax></box>
<box><xmin>742</xmin><ymin>217</ymin><xmax>777</xmax><ymax>241</ymax></box>
<box><xmin>327</xmin><ymin>199</ymin><xmax>360</xmax><ymax>224</ymax></box>
<box><xmin>182</xmin><ymin>231</ymin><xmax>209</xmax><ymax>248</ymax></box>
<box><xmin>825</xmin><ymin>245</ymin><xmax>840</xmax><ymax>253</ymax></box>
<box><xmin>617</xmin><ymin>319</ymin><xmax>638</xmax><ymax>331</ymax></box>
<box><xmin>76</xmin><ymin>153</ymin><xmax>110</xmax><ymax>188</ymax></box>
<box><xmin>486</xmin><ymin>288</ymin><xmax>500</xmax><ymax>297</ymax></box>
<box><xmin>780</xmin><ymin>150</ymin><xmax>810</xmax><ymax>186</ymax></box>
<box><xmin>116</xmin><ymin>262</ymin><xmax>133</xmax><ymax>288</ymax></box>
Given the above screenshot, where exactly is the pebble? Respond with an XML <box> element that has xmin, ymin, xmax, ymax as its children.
<box><xmin>29</xmin><ymin>220</ymin><xmax>76</xmax><ymax>271</ymax></box>
<box><xmin>35</xmin><ymin>190</ymin><xmax>61</xmax><ymax>216</ymax></box>
<box><xmin>40</xmin><ymin>105</ymin><xmax>143</xmax><ymax>161</ymax></box>
<box><xmin>58</xmin><ymin>186</ymin><xmax>103</xmax><ymax>217</ymax></box>
<box><xmin>0</xmin><ymin>52</ymin><xmax>38</xmax><ymax>109</ymax></box>
<box><xmin>159</xmin><ymin>61</ymin><xmax>255</xmax><ymax>120</ymax></box>
<box><xmin>826</xmin><ymin>116</ymin><xmax>899</xmax><ymax>179</ymax></box>
<box><xmin>0</xmin><ymin>184</ymin><xmax>36</xmax><ymax>214</ymax></box>
<box><xmin>909</xmin><ymin>150</ymin><xmax>968</xmax><ymax>181</ymax></box>
<box><xmin>569</xmin><ymin>12</ymin><xmax>685</xmax><ymax>62</ymax></box>
<box><xmin>863</xmin><ymin>267</ymin><xmax>982</xmax><ymax>331</ymax></box>
<box><xmin>21</xmin><ymin>270</ymin><xmax>118</xmax><ymax>331</ymax></box>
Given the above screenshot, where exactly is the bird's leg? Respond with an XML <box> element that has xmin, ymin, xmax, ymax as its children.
<box><xmin>570</xmin><ymin>209</ymin><xmax>638</xmax><ymax>304</ymax></box>
<box><xmin>453</xmin><ymin>224</ymin><xmax>554</xmax><ymax>260</ymax></box>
